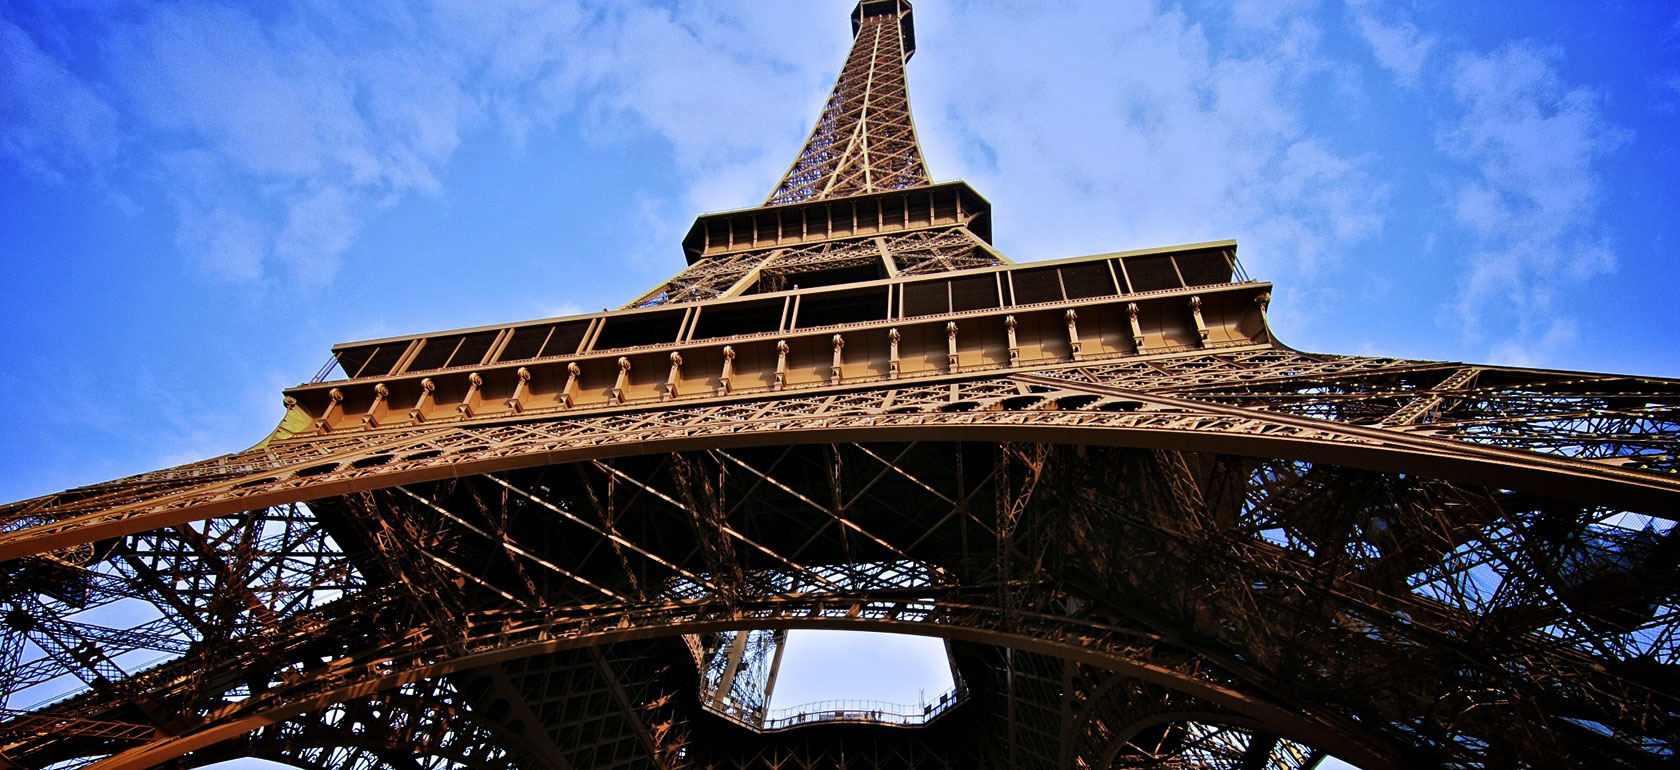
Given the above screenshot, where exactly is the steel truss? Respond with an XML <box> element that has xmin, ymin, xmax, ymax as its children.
<box><xmin>1</xmin><ymin>358</ymin><xmax>1676</xmax><ymax>767</ymax></box>
<box><xmin>765</xmin><ymin>1</ymin><xmax>928</xmax><ymax>206</ymax></box>
<box><xmin>4</xmin><ymin>0</ymin><xmax>1679</xmax><ymax>768</ymax></box>
<box><xmin>630</xmin><ymin>228</ymin><xmax>1004</xmax><ymax>310</ymax></box>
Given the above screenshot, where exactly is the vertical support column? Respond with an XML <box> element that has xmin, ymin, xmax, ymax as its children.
<box><xmin>774</xmin><ymin>340</ymin><xmax>790</xmax><ymax>391</ymax></box>
<box><xmin>408</xmin><ymin>378</ymin><xmax>436</xmax><ymax>424</ymax></box>
<box><xmin>1005</xmin><ymin>315</ymin><xmax>1020</xmax><ymax>367</ymax></box>
<box><xmin>710</xmin><ymin>632</ymin><xmax>752</xmax><ymax>711</ymax></box>
<box><xmin>1127</xmin><ymin>303</ymin><xmax>1145</xmax><ymax>353</ymax></box>
<box><xmin>458</xmin><ymin>372</ymin><xmax>485</xmax><ymax>418</ymax></box>
<box><xmin>1065</xmin><ymin>309</ymin><xmax>1082</xmax><ymax>361</ymax></box>
<box><xmin>761</xmin><ymin>629</ymin><xmax>789</xmax><ymax>715</ymax></box>
<box><xmin>947</xmin><ymin>321</ymin><xmax>960</xmax><ymax>371</ymax></box>
<box><xmin>360</xmin><ymin>383</ymin><xmax>390</xmax><ymax>430</ymax></box>
<box><xmin>888</xmin><ymin>328</ymin><xmax>901</xmax><ymax>379</ymax></box>
<box><xmin>718</xmin><ymin>346</ymin><xmax>736</xmax><ymax>396</ymax></box>
<box><xmin>506</xmin><ymin>367</ymin><xmax>532</xmax><ymax>413</ymax></box>
<box><xmin>561</xmin><ymin>363</ymin><xmax>581</xmax><ymax>408</ymax></box>
<box><xmin>830</xmin><ymin>334</ymin><xmax>846</xmax><ymax>385</ymax></box>
<box><xmin>316</xmin><ymin>388</ymin><xmax>345</xmax><ymax>434</ymax></box>
<box><xmin>665</xmin><ymin>352</ymin><xmax>684</xmax><ymax>401</ymax></box>
<box><xmin>612</xmin><ymin>357</ymin><xmax>632</xmax><ymax>404</ymax></box>
<box><xmin>1189</xmin><ymin>296</ymin><xmax>1209</xmax><ymax>345</ymax></box>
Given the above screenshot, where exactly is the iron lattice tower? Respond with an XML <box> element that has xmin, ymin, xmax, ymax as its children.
<box><xmin>3</xmin><ymin>2</ymin><xmax>1677</xmax><ymax>768</ymax></box>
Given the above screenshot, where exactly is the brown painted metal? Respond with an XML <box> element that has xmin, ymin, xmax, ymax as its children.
<box><xmin>766</xmin><ymin>0</ymin><xmax>928</xmax><ymax>206</ymax></box>
<box><xmin>3</xmin><ymin>1</ymin><xmax>1678</xmax><ymax>769</ymax></box>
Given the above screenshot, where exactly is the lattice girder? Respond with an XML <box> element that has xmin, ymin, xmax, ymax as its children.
<box><xmin>766</xmin><ymin>1</ymin><xmax>929</xmax><ymax>205</ymax></box>
<box><xmin>4</xmin><ymin>431</ymin><xmax>1675</xmax><ymax>768</ymax></box>
<box><xmin>629</xmin><ymin>226</ymin><xmax>1006</xmax><ymax>309</ymax></box>
<box><xmin>148</xmin><ymin>679</ymin><xmax>545</xmax><ymax>770</ymax></box>
<box><xmin>5</xmin><ymin>355</ymin><xmax>1679</xmax><ymax>565</ymax></box>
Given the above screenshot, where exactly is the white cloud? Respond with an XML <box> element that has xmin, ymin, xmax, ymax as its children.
<box><xmin>105</xmin><ymin>1</ymin><xmax>480</xmax><ymax>283</ymax></box>
<box><xmin>1440</xmin><ymin>43</ymin><xmax>1628</xmax><ymax>363</ymax></box>
<box><xmin>175</xmin><ymin>203</ymin><xmax>267</xmax><ymax>282</ymax></box>
<box><xmin>5</xmin><ymin>0</ymin><xmax>842</xmax><ymax>287</ymax></box>
<box><xmin>538</xmin><ymin>301</ymin><xmax>587</xmax><ymax>320</ymax></box>
<box><xmin>1349</xmin><ymin>10</ymin><xmax>1437</xmax><ymax>88</ymax></box>
<box><xmin>916</xmin><ymin>0</ymin><xmax>1383</xmax><ymax>301</ymax></box>
<box><xmin>12</xmin><ymin>0</ymin><xmax>1385</xmax><ymax>308</ymax></box>
<box><xmin>275</xmin><ymin>186</ymin><xmax>363</xmax><ymax>283</ymax></box>
<box><xmin>1489</xmin><ymin>317</ymin><xmax>1579</xmax><ymax>369</ymax></box>
<box><xmin>1447</xmin><ymin>47</ymin><xmax>1612</xmax><ymax>225</ymax></box>
<box><xmin>569</xmin><ymin>1</ymin><xmax>837</xmax><ymax>209</ymax></box>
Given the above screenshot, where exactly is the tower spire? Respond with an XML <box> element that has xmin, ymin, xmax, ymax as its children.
<box><xmin>765</xmin><ymin>0</ymin><xmax>930</xmax><ymax>205</ymax></box>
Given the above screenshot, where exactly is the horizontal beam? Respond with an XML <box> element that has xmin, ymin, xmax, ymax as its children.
<box><xmin>4</xmin><ymin>370</ymin><xmax>1678</xmax><ymax>562</ymax></box>
<box><xmin>290</xmin><ymin>282</ymin><xmax>1271</xmax><ymax>433</ymax></box>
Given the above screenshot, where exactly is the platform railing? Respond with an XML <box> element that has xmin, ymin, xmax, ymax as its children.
<box><xmin>706</xmin><ymin>685</ymin><xmax>966</xmax><ymax>732</ymax></box>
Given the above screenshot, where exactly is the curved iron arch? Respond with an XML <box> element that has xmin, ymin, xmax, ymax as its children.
<box><xmin>85</xmin><ymin>600</ymin><xmax>1404</xmax><ymax>770</ymax></box>
<box><xmin>5</xmin><ymin>371</ymin><xmax>1676</xmax><ymax>561</ymax></box>
<box><xmin>9</xmin><ymin>439</ymin><xmax>1673</xmax><ymax>770</ymax></box>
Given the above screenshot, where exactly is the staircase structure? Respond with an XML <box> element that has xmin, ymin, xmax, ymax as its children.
<box><xmin>2</xmin><ymin>2</ymin><xmax>1677</xmax><ymax>768</ymax></box>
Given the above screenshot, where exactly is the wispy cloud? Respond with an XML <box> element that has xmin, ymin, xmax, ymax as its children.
<box><xmin>0</xmin><ymin>0</ymin><xmax>1645</xmax><ymax>375</ymax></box>
<box><xmin>1440</xmin><ymin>43</ymin><xmax>1627</xmax><ymax>365</ymax></box>
<box><xmin>1347</xmin><ymin>5</ymin><xmax>1437</xmax><ymax>88</ymax></box>
<box><xmin>1</xmin><ymin>0</ymin><xmax>838</xmax><ymax>287</ymax></box>
<box><xmin>174</xmin><ymin>199</ymin><xmax>267</xmax><ymax>282</ymax></box>
<box><xmin>918</xmin><ymin>2</ymin><xmax>1384</xmax><ymax>302</ymax></box>
<box><xmin>5</xmin><ymin>0</ymin><xmax>1388</xmax><ymax>306</ymax></box>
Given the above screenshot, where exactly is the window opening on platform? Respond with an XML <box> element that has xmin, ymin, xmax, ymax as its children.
<box><xmin>359</xmin><ymin>343</ymin><xmax>408</xmax><ymax>378</ymax></box>
<box><xmin>446</xmin><ymin>331</ymin><xmax>498</xmax><ymax>368</ymax></box>
<box><xmin>1173</xmin><ymin>249</ymin><xmax>1236</xmax><ymax>287</ymax></box>
<box><xmin>949</xmin><ymin>274</ymin><xmax>1001</xmax><ymax>312</ymax></box>
<box><xmin>1124</xmin><ymin>255</ymin><xmax>1183</xmax><ymax>292</ymax></box>
<box><xmin>334</xmin><ymin>342</ymin><xmax>406</xmax><ymax>379</ymax></box>
<box><xmin>332</xmin><ymin>344</ymin><xmax>379</xmax><ymax>379</ymax></box>
<box><xmin>405</xmin><ymin>334</ymin><xmax>466</xmax><ymax>372</ymax></box>
<box><xmin>900</xmin><ymin>278</ymin><xmax>950</xmax><ymax>317</ymax></box>
<box><xmin>497</xmin><ymin>324</ymin><xmax>555</xmax><ymax>362</ymax></box>
<box><xmin>1060</xmin><ymin>262</ymin><xmax>1117</xmax><ymax>299</ymax></box>
<box><xmin>1010</xmin><ymin>266</ymin><xmax>1064</xmax><ymax>304</ymax></box>
<box><xmin>692</xmin><ymin>299</ymin><xmax>784</xmax><ymax>340</ymax></box>
<box><xmin>592</xmin><ymin>311</ymin><xmax>683</xmax><ymax>351</ymax></box>
<box><xmin>750</xmin><ymin>259</ymin><xmax>887</xmax><ymax>295</ymax></box>
<box><xmin>539</xmin><ymin>321</ymin><xmax>590</xmax><ymax>358</ymax></box>
<box><xmin>402</xmin><ymin>330</ymin><xmax>497</xmax><ymax>373</ymax></box>
<box><xmin>795</xmin><ymin>288</ymin><xmax>890</xmax><ymax>328</ymax></box>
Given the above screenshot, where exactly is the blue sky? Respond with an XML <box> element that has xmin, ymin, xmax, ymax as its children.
<box><xmin>3</xmin><ymin>0</ymin><xmax>1677</xmax><ymax>765</ymax></box>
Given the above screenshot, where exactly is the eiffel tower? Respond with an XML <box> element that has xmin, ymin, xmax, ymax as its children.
<box><xmin>3</xmin><ymin>2</ymin><xmax>1677</xmax><ymax>768</ymax></box>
